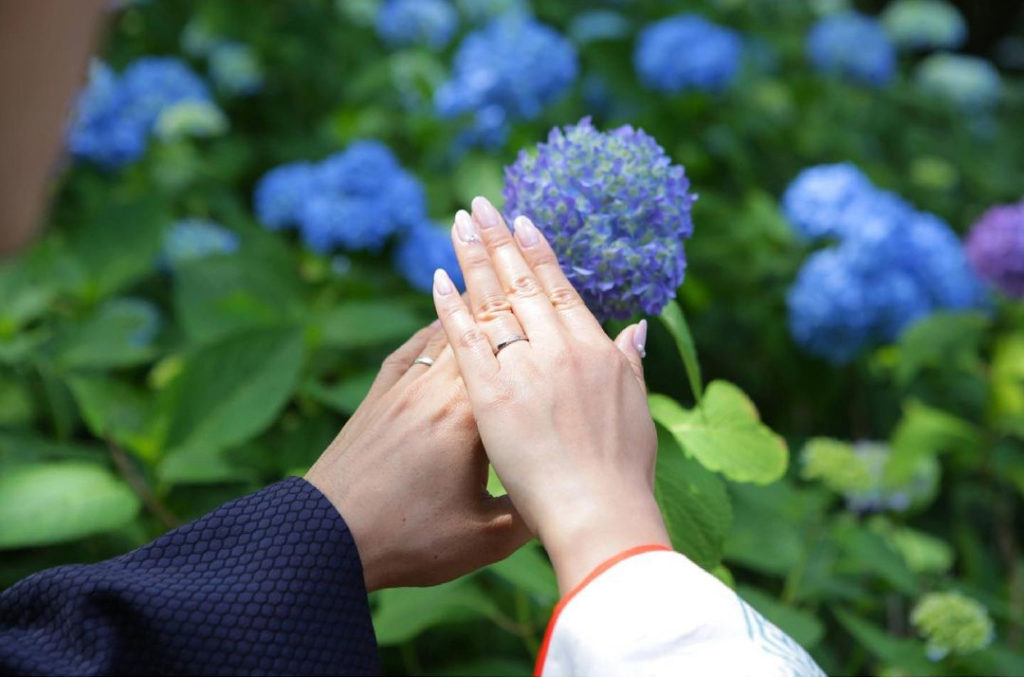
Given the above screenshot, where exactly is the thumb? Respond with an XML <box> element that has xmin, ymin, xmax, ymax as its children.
<box><xmin>613</xmin><ymin>319</ymin><xmax>647</xmax><ymax>391</ymax></box>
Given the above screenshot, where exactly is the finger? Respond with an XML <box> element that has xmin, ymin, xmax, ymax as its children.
<box><xmin>613</xmin><ymin>320</ymin><xmax>648</xmax><ymax>391</ymax></box>
<box><xmin>432</xmin><ymin>267</ymin><xmax>500</xmax><ymax>391</ymax></box>
<box><xmin>366</xmin><ymin>321</ymin><xmax>441</xmax><ymax>402</ymax></box>
<box><xmin>451</xmin><ymin>209</ymin><xmax>528</xmax><ymax>352</ymax></box>
<box><xmin>470</xmin><ymin>196</ymin><xmax>562</xmax><ymax>343</ymax></box>
<box><xmin>511</xmin><ymin>215</ymin><xmax>605</xmax><ymax>337</ymax></box>
<box><xmin>394</xmin><ymin>318</ymin><xmax>452</xmax><ymax>386</ymax></box>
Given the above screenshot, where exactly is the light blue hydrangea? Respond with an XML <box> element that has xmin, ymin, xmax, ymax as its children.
<box><xmin>635</xmin><ymin>14</ymin><xmax>743</xmax><ymax>93</ymax></box>
<box><xmin>569</xmin><ymin>10</ymin><xmax>631</xmax><ymax>45</ymax></box>
<box><xmin>208</xmin><ymin>41</ymin><xmax>263</xmax><ymax>96</ymax></box>
<box><xmin>163</xmin><ymin>219</ymin><xmax>240</xmax><ymax>265</ymax></box>
<box><xmin>435</xmin><ymin>14</ymin><xmax>577</xmax><ymax>147</ymax></box>
<box><xmin>806</xmin><ymin>11</ymin><xmax>896</xmax><ymax>86</ymax></box>
<box><xmin>375</xmin><ymin>0</ymin><xmax>458</xmax><ymax>50</ymax></box>
<box><xmin>782</xmin><ymin>163</ymin><xmax>877</xmax><ymax>240</ymax></box>
<box><xmin>393</xmin><ymin>220</ymin><xmax>465</xmax><ymax>292</ymax></box>
<box><xmin>455</xmin><ymin>0</ymin><xmax>530</xmax><ymax>25</ymax></box>
<box><xmin>881</xmin><ymin>0</ymin><xmax>966</xmax><ymax>52</ymax></box>
<box><xmin>916</xmin><ymin>53</ymin><xmax>1002</xmax><ymax>111</ymax></box>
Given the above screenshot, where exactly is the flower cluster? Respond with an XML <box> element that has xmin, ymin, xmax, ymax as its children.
<box><xmin>806</xmin><ymin>12</ymin><xmax>896</xmax><ymax>86</ymax></box>
<box><xmin>785</xmin><ymin>164</ymin><xmax>984</xmax><ymax>363</ymax></box>
<box><xmin>163</xmin><ymin>219</ymin><xmax>240</xmax><ymax>266</ymax></box>
<box><xmin>208</xmin><ymin>42</ymin><xmax>264</xmax><ymax>96</ymax></box>
<box><xmin>435</xmin><ymin>14</ymin><xmax>577</xmax><ymax>147</ymax></box>
<box><xmin>455</xmin><ymin>0</ymin><xmax>528</xmax><ymax>25</ymax></box>
<box><xmin>254</xmin><ymin>141</ymin><xmax>425</xmax><ymax>253</ymax></box>
<box><xmin>502</xmin><ymin>118</ymin><xmax>695</xmax><ymax>321</ymax></box>
<box><xmin>634</xmin><ymin>14</ymin><xmax>743</xmax><ymax>94</ymax></box>
<box><xmin>68</xmin><ymin>58</ymin><xmax>222</xmax><ymax>169</ymax></box>
<box><xmin>375</xmin><ymin>0</ymin><xmax>458</xmax><ymax>50</ymax></box>
<box><xmin>911</xmin><ymin>592</ymin><xmax>995</xmax><ymax>660</ymax></box>
<box><xmin>966</xmin><ymin>199</ymin><xmax>1024</xmax><ymax>298</ymax></box>
<box><xmin>393</xmin><ymin>220</ymin><xmax>465</xmax><ymax>292</ymax></box>
<box><xmin>881</xmin><ymin>0</ymin><xmax>966</xmax><ymax>52</ymax></box>
<box><xmin>916</xmin><ymin>54</ymin><xmax>1002</xmax><ymax>111</ymax></box>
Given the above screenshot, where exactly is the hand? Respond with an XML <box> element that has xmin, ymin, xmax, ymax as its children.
<box><xmin>305</xmin><ymin>321</ymin><xmax>529</xmax><ymax>592</ymax></box>
<box><xmin>431</xmin><ymin>197</ymin><xmax>671</xmax><ymax>594</ymax></box>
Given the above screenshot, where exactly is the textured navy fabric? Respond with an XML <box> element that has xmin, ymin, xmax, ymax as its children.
<box><xmin>0</xmin><ymin>477</ymin><xmax>380</xmax><ymax>676</ymax></box>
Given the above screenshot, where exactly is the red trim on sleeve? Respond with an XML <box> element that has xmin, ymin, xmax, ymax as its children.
<box><xmin>533</xmin><ymin>544</ymin><xmax>672</xmax><ymax>677</ymax></box>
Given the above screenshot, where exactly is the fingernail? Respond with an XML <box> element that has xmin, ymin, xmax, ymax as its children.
<box><xmin>472</xmin><ymin>196</ymin><xmax>501</xmax><ymax>230</ymax></box>
<box><xmin>513</xmin><ymin>216</ymin><xmax>539</xmax><ymax>248</ymax></box>
<box><xmin>634</xmin><ymin>319</ymin><xmax>648</xmax><ymax>359</ymax></box>
<box><xmin>434</xmin><ymin>268</ymin><xmax>454</xmax><ymax>295</ymax></box>
<box><xmin>454</xmin><ymin>210</ymin><xmax>479</xmax><ymax>243</ymax></box>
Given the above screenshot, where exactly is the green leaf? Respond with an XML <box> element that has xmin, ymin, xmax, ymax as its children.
<box><xmin>650</xmin><ymin>381</ymin><xmax>788</xmax><ymax>483</ymax></box>
<box><xmin>486</xmin><ymin>542</ymin><xmax>558</xmax><ymax>601</ymax></box>
<box><xmin>163</xmin><ymin>327</ymin><xmax>305</xmax><ymax>454</ymax></box>
<box><xmin>895</xmin><ymin>312</ymin><xmax>988</xmax><ymax>385</ymax></box>
<box><xmin>303</xmin><ymin>370</ymin><xmax>377</xmax><ymax>414</ymax></box>
<box><xmin>158</xmin><ymin>445</ymin><xmax>254</xmax><ymax>486</ymax></box>
<box><xmin>372</xmin><ymin>578</ymin><xmax>500</xmax><ymax>645</ymax></box>
<box><xmin>0</xmin><ymin>373</ymin><xmax>34</xmax><ymax>426</ymax></box>
<box><xmin>833</xmin><ymin>519</ymin><xmax>920</xmax><ymax>595</ymax></box>
<box><xmin>886</xmin><ymin>400</ymin><xmax>981</xmax><ymax>485</ymax></box>
<box><xmin>52</xmin><ymin>298</ymin><xmax>160</xmax><ymax>370</ymax></box>
<box><xmin>736</xmin><ymin>586</ymin><xmax>825</xmax><ymax>649</ymax></box>
<box><xmin>655</xmin><ymin>425</ymin><xmax>732</xmax><ymax>570</ymax></box>
<box><xmin>310</xmin><ymin>301</ymin><xmax>423</xmax><ymax>349</ymax></box>
<box><xmin>723</xmin><ymin>482</ymin><xmax>810</xmax><ymax>575</ymax></box>
<box><xmin>658</xmin><ymin>299</ymin><xmax>703</xmax><ymax>402</ymax></box>
<box><xmin>833</xmin><ymin>608</ymin><xmax>935</xmax><ymax>675</ymax></box>
<box><xmin>67</xmin><ymin>375</ymin><xmax>156</xmax><ymax>456</ymax></box>
<box><xmin>0</xmin><ymin>462</ymin><xmax>140</xmax><ymax>549</ymax></box>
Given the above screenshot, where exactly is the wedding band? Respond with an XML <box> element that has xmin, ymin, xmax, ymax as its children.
<box><xmin>494</xmin><ymin>334</ymin><xmax>528</xmax><ymax>355</ymax></box>
<box><xmin>411</xmin><ymin>356</ymin><xmax>435</xmax><ymax>367</ymax></box>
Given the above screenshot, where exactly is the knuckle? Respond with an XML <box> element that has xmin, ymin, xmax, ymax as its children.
<box><xmin>458</xmin><ymin>326</ymin><xmax>490</xmax><ymax>350</ymax></box>
<box><xmin>507</xmin><ymin>274</ymin><xmax>542</xmax><ymax>299</ymax></box>
<box><xmin>548</xmin><ymin>285</ymin><xmax>583</xmax><ymax>310</ymax></box>
<box><xmin>474</xmin><ymin>294</ymin><xmax>513</xmax><ymax>322</ymax></box>
<box><xmin>531</xmin><ymin>249</ymin><xmax>560</xmax><ymax>269</ymax></box>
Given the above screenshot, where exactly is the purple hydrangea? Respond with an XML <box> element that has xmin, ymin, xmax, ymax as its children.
<box><xmin>806</xmin><ymin>11</ymin><xmax>896</xmax><ymax>86</ymax></box>
<box><xmin>252</xmin><ymin>141</ymin><xmax>426</xmax><ymax>253</ymax></box>
<box><xmin>503</xmin><ymin>118</ymin><xmax>695</xmax><ymax>321</ymax></box>
<box><xmin>634</xmin><ymin>14</ymin><xmax>743</xmax><ymax>93</ymax></box>
<box><xmin>375</xmin><ymin>0</ymin><xmax>459</xmax><ymax>50</ymax></box>
<box><xmin>966</xmin><ymin>200</ymin><xmax>1024</xmax><ymax>298</ymax></box>
<box><xmin>393</xmin><ymin>220</ymin><xmax>465</xmax><ymax>293</ymax></box>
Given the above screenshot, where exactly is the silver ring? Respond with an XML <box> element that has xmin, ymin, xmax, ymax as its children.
<box><xmin>494</xmin><ymin>334</ymin><xmax>528</xmax><ymax>355</ymax></box>
<box><xmin>411</xmin><ymin>356</ymin><xmax>435</xmax><ymax>367</ymax></box>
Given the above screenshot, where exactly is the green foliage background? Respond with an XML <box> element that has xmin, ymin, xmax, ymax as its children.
<box><xmin>1</xmin><ymin>1</ymin><xmax>1022</xmax><ymax>675</ymax></box>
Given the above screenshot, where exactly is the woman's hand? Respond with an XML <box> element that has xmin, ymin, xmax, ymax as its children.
<box><xmin>306</xmin><ymin>320</ymin><xmax>529</xmax><ymax>592</ymax></box>
<box><xmin>431</xmin><ymin>197</ymin><xmax>671</xmax><ymax>594</ymax></box>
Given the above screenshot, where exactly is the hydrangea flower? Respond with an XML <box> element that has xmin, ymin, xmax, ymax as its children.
<box><xmin>376</xmin><ymin>0</ymin><xmax>458</xmax><ymax>50</ymax></box>
<box><xmin>163</xmin><ymin>219</ymin><xmax>240</xmax><ymax>265</ymax></box>
<box><xmin>68</xmin><ymin>57</ymin><xmax>218</xmax><ymax>169</ymax></box>
<box><xmin>153</xmin><ymin>100</ymin><xmax>228</xmax><ymax>141</ymax></box>
<box><xmin>393</xmin><ymin>220</ymin><xmax>465</xmax><ymax>292</ymax></box>
<box><xmin>569</xmin><ymin>10</ymin><xmax>631</xmax><ymax>45</ymax></box>
<box><xmin>455</xmin><ymin>0</ymin><xmax>529</xmax><ymax>25</ymax></box>
<box><xmin>916</xmin><ymin>54</ymin><xmax>1002</xmax><ymax>111</ymax></box>
<box><xmin>966</xmin><ymin>199</ymin><xmax>1024</xmax><ymax>298</ymax></box>
<box><xmin>634</xmin><ymin>14</ymin><xmax>743</xmax><ymax>93</ymax></box>
<box><xmin>843</xmin><ymin>442</ymin><xmax>939</xmax><ymax>513</ymax></box>
<box><xmin>253</xmin><ymin>141</ymin><xmax>427</xmax><ymax>253</ymax></box>
<box><xmin>502</xmin><ymin>118</ymin><xmax>695</xmax><ymax>321</ymax></box>
<box><xmin>881</xmin><ymin>0</ymin><xmax>966</xmax><ymax>52</ymax></box>
<box><xmin>911</xmin><ymin>592</ymin><xmax>995</xmax><ymax>660</ymax></box>
<box><xmin>208</xmin><ymin>42</ymin><xmax>263</xmax><ymax>96</ymax></box>
<box><xmin>435</xmin><ymin>14</ymin><xmax>577</xmax><ymax>147</ymax></box>
<box><xmin>806</xmin><ymin>11</ymin><xmax>896</xmax><ymax>86</ymax></box>
<box><xmin>782</xmin><ymin>163</ymin><xmax>876</xmax><ymax>240</ymax></box>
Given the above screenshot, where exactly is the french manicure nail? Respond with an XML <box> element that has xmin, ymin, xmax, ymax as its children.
<box><xmin>434</xmin><ymin>268</ymin><xmax>454</xmax><ymax>295</ymax></box>
<box><xmin>513</xmin><ymin>216</ymin><xmax>539</xmax><ymax>248</ymax></box>
<box><xmin>472</xmin><ymin>196</ymin><xmax>501</xmax><ymax>229</ymax></box>
<box><xmin>634</xmin><ymin>319</ymin><xmax>648</xmax><ymax>358</ymax></box>
<box><xmin>454</xmin><ymin>210</ymin><xmax>479</xmax><ymax>243</ymax></box>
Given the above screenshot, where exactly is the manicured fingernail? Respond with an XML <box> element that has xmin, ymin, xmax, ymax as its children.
<box><xmin>634</xmin><ymin>319</ymin><xmax>648</xmax><ymax>359</ymax></box>
<box><xmin>434</xmin><ymin>268</ymin><xmax>454</xmax><ymax>295</ymax></box>
<box><xmin>454</xmin><ymin>209</ymin><xmax>479</xmax><ymax>243</ymax></box>
<box><xmin>513</xmin><ymin>216</ymin><xmax>539</xmax><ymax>248</ymax></box>
<box><xmin>472</xmin><ymin>196</ymin><xmax>501</xmax><ymax>230</ymax></box>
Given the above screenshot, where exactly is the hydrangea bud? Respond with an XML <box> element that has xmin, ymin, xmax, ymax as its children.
<box><xmin>911</xmin><ymin>592</ymin><xmax>994</xmax><ymax>660</ymax></box>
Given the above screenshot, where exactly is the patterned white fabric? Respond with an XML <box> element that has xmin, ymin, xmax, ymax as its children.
<box><xmin>539</xmin><ymin>550</ymin><xmax>825</xmax><ymax>677</ymax></box>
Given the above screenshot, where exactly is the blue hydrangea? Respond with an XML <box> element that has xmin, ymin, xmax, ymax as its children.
<box><xmin>915</xmin><ymin>54</ymin><xmax>1002</xmax><ymax>111</ymax></box>
<box><xmin>208</xmin><ymin>41</ymin><xmax>263</xmax><ymax>96</ymax></box>
<box><xmin>393</xmin><ymin>220</ymin><xmax>466</xmax><ymax>293</ymax></box>
<box><xmin>68</xmin><ymin>57</ymin><xmax>217</xmax><ymax>169</ymax></box>
<box><xmin>881</xmin><ymin>0</ymin><xmax>966</xmax><ymax>52</ymax></box>
<box><xmin>634</xmin><ymin>14</ymin><xmax>743</xmax><ymax>93</ymax></box>
<box><xmin>782</xmin><ymin>163</ymin><xmax>877</xmax><ymax>240</ymax></box>
<box><xmin>376</xmin><ymin>0</ymin><xmax>458</xmax><ymax>50</ymax></box>
<box><xmin>435</xmin><ymin>14</ymin><xmax>577</xmax><ymax>147</ymax></box>
<box><xmin>806</xmin><ymin>11</ymin><xmax>896</xmax><ymax>86</ymax></box>
<box><xmin>163</xmin><ymin>218</ymin><xmax>240</xmax><ymax>265</ymax></box>
<box><xmin>502</xmin><ymin>118</ymin><xmax>695</xmax><ymax>321</ymax></box>
<box><xmin>253</xmin><ymin>141</ymin><xmax>427</xmax><ymax>253</ymax></box>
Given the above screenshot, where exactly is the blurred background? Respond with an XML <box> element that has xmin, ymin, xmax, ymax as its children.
<box><xmin>0</xmin><ymin>1</ymin><xmax>1022</xmax><ymax>675</ymax></box>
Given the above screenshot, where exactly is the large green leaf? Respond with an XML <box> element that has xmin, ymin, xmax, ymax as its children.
<box><xmin>650</xmin><ymin>381</ymin><xmax>788</xmax><ymax>483</ymax></box>
<box><xmin>658</xmin><ymin>299</ymin><xmax>703</xmax><ymax>402</ymax></box>
<box><xmin>886</xmin><ymin>400</ymin><xmax>981</xmax><ymax>485</ymax></box>
<box><xmin>52</xmin><ymin>298</ymin><xmax>161</xmax><ymax>370</ymax></box>
<box><xmin>0</xmin><ymin>462</ymin><xmax>140</xmax><ymax>549</ymax></box>
<box><xmin>736</xmin><ymin>585</ymin><xmax>825</xmax><ymax>649</ymax></box>
<box><xmin>894</xmin><ymin>311</ymin><xmax>988</xmax><ymax>385</ymax></box>
<box><xmin>67</xmin><ymin>375</ymin><xmax>157</xmax><ymax>457</ymax></box>
<box><xmin>833</xmin><ymin>519</ymin><xmax>920</xmax><ymax>595</ymax></box>
<box><xmin>310</xmin><ymin>301</ymin><xmax>423</xmax><ymax>349</ymax></box>
<box><xmin>655</xmin><ymin>426</ymin><xmax>732</xmax><ymax>570</ymax></box>
<box><xmin>372</xmin><ymin>578</ymin><xmax>500</xmax><ymax>646</ymax></box>
<box><xmin>163</xmin><ymin>327</ymin><xmax>305</xmax><ymax>454</ymax></box>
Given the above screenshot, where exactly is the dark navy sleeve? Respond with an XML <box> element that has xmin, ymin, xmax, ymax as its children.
<box><xmin>0</xmin><ymin>476</ymin><xmax>380</xmax><ymax>676</ymax></box>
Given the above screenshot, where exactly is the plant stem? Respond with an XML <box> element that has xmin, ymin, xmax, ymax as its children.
<box><xmin>107</xmin><ymin>439</ymin><xmax>180</xmax><ymax>529</ymax></box>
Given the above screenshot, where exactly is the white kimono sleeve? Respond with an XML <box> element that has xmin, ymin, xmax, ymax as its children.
<box><xmin>536</xmin><ymin>546</ymin><xmax>826</xmax><ymax>677</ymax></box>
